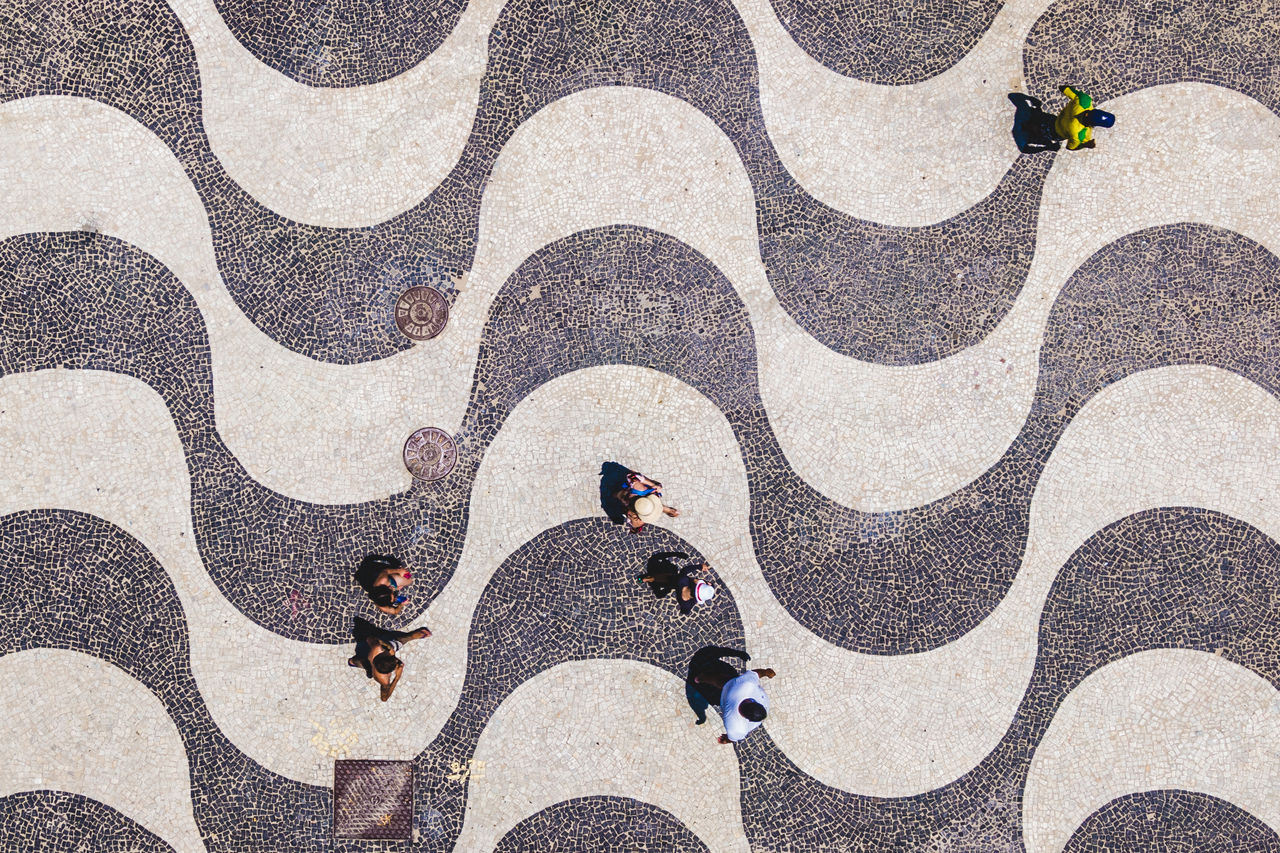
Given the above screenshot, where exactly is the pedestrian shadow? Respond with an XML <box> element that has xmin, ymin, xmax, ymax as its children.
<box><xmin>684</xmin><ymin>645</ymin><xmax>743</xmax><ymax>725</ymax></box>
<box><xmin>599</xmin><ymin>461</ymin><xmax>631</xmax><ymax>524</ymax></box>
<box><xmin>1008</xmin><ymin>92</ymin><xmax>1061</xmax><ymax>154</ymax></box>
<box><xmin>640</xmin><ymin>550</ymin><xmax>689</xmax><ymax>599</ymax></box>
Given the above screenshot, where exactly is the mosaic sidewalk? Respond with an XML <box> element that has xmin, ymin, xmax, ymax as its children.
<box><xmin>1</xmin><ymin>0</ymin><xmax>1278</xmax><ymax>849</ymax></box>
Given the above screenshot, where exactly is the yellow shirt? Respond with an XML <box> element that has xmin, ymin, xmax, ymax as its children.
<box><xmin>1055</xmin><ymin>86</ymin><xmax>1094</xmax><ymax>150</ymax></box>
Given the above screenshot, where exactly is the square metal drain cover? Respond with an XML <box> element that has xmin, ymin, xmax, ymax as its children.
<box><xmin>334</xmin><ymin>759</ymin><xmax>414</xmax><ymax>840</ymax></box>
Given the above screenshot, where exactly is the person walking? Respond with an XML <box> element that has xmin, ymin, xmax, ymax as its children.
<box><xmin>687</xmin><ymin>646</ymin><xmax>775</xmax><ymax>744</ymax></box>
<box><xmin>354</xmin><ymin>554</ymin><xmax>414</xmax><ymax>615</ymax></box>
<box><xmin>615</xmin><ymin>471</ymin><xmax>680</xmax><ymax>533</ymax></box>
<box><xmin>1008</xmin><ymin>87</ymin><xmax>1114</xmax><ymax>154</ymax></box>
<box><xmin>1053</xmin><ymin>85</ymin><xmax>1114</xmax><ymax>150</ymax></box>
<box><xmin>641</xmin><ymin>551</ymin><xmax>716</xmax><ymax>614</ymax></box>
<box><xmin>348</xmin><ymin>616</ymin><xmax>431</xmax><ymax>702</ymax></box>
<box><xmin>715</xmin><ymin>665</ymin><xmax>774</xmax><ymax>744</ymax></box>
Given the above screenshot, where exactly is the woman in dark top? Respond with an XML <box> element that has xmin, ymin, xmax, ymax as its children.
<box><xmin>641</xmin><ymin>551</ymin><xmax>716</xmax><ymax>614</ymax></box>
<box><xmin>354</xmin><ymin>554</ymin><xmax>414</xmax><ymax>614</ymax></box>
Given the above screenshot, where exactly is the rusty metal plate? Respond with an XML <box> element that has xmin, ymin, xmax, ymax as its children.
<box><xmin>403</xmin><ymin>427</ymin><xmax>458</xmax><ymax>482</ymax></box>
<box><xmin>395</xmin><ymin>286</ymin><xmax>449</xmax><ymax>341</ymax></box>
<box><xmin>333</xmin><ymin>759</ymin><xmax>414</xmax><ymax>840</ymax></box>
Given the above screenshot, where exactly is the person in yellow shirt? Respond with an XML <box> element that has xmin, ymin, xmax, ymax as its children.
<box><xmin>1054</xmin><ymin>85</ymin><xmax>1114</xmax><ymax>150</ymax></box>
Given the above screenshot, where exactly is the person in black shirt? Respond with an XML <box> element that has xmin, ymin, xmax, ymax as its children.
<box><xmin>641</xmin><ymin>551</ymin><xmax>716</xmax><ymax>614</ymax></box>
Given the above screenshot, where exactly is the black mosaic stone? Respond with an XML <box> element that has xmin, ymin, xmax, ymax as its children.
<box><xmin>494</xmin><ymin>796</ymin><xmax>710</xmax><ymax>852</ymax></box>
<box><xmin>5</xmin><ymin>221</ymin><xmax>1280</xmax><ymax>654</ymax></box>
<box><xmin>736</xmin><ymin>506</ymin><xmax>1280</xmax><ymax>849</ymax></box>
<box><xmin>756</xmin><ymin>152</ymin><xmax>1051</xmax><ymax>365</ymax></box>
<box><xmin>1024</xmin><ymin>0</ymin><xmax>1280</xmax><ymax>117</ymax></box>
<box><xmin>410</xmin><ymin>518</ymin><xmax>746</xmax><ymax>850</ymax></box>
<box><xmin>0</xmin><ymin>0</ymin><xmax>1048</xmax><ymax>366</ymax></box>
<box><xmin>1064</xmin><ymin>789</ymin><xmax>1280</xmax><ymax>853</ymax></box>
<box><xmin>0</xmin><ymin>510</ymin><xmax>333</xmax><ymax>852</ymax></box>
<box><xmin>0</xmin><ymin>790</ymin><xmax>175</xmax><ymax>852</ymax></box>
<box><xmin>475</xmin><ymin>222</ymin><xmax>1280</xmax><ymax>652</ymax></box>
<box><xmin>0</xmin><ymin>231</ymin><xmax>467</xmax><ymax>643</ymax></box>
<box><xmin>213</xmin><ymin>0</ymin><xmax>467</xmax><ymax>87</ymax></box>
<box><xmin>0</xmin><ymin>509</ymin><xmax>744</xmax><ymax>851</ymax></box>
<box><xmin>767</xmin><ymin>0</ymin><xmax>1004</xmax><ymax>83</ymax></box>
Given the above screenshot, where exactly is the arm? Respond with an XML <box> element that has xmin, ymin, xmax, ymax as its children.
<box><xmin>717</xmin><ymin>734</ymin><xmax>734</xmax><ymax>745</ymax></box>
<box><xmin>377</xmin><ymin>602</ymin><xmax>405</xmax><ymax>615</ymax></box>
<box><xmin>1060</xmin><ymin>85</ymin><xmax>1092</xmax><ymax>109</ymax></box>
<box><xmin>630</xmin><ymin>473</ymin><xmax>662</xmax><ymax>490</ymax></box>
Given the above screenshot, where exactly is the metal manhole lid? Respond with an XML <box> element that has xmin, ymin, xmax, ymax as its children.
<box><xmin>333</xmin><ymin>759</ymin><xmax>413</xmax><ymax>840</ymax></box>
<box><xmin>403</xmin><ymin>427</ymin><xmax>457</xmax><ymax>481</ymax></box>
<box><xmin>395</xmin><ymin>285</ymin><xmax>449</xmax><ymax>341</ymax></box>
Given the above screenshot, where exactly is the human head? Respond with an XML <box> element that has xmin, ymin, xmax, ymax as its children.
<box><xmin>373</xmin><ymin>652</ymin><xmax>400</xmax><ymax>674</ymax></box>
<box><xmin>694</xmin><ymin>581</ymin><xmax>716</xmax><ymax>604</ymax></box>
<box><xmin>369</xmin><ymin>586</ymin><xmax>395</xmax><ymax>607</ymax></box>
<box><xmin>739</xmin><ymin>699</ymin><xmax>767</xmax><ymax>722</ymax></box>
<box><xmin>1078</xmin><ymin>109</ymin><xmax>1114</xmax><ymax>128</ymax></box>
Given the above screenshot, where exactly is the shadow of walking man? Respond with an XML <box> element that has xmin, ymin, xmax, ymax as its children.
<box><xmin>1008</xmin><ymin>92</ymin><xmax>1063</xmax><ymax>154</ymax></box>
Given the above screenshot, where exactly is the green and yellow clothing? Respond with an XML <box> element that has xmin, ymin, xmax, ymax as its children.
<box><xmin>1055</xmin><ymin>86</ymin><xmax>1094</xmax><ymax>150</ymax></box>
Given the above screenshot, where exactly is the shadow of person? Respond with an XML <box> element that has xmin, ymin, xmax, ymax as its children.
<box><xmin>1008</xmin><ymin>92</ymin><xmax>1061</xmax><ymax>154</ymax></box>
<box><xmin>640</xmin><ymin>550</ymin><xmax>689</xmax><ymax>598</ymax></box>
<box><xmin>685</xmin><ymin>645</ymin><xmax>748</xmax><ymax>724</ymax></box>
<box><xmin>685</xmin><ymin>680</ymin><xmax>710</xmax><ymax>725</ymax></box>
<box><xmin>599</xmin><ymin>461</ymin><xmax>631</xmax><ymax>524</ymax></box>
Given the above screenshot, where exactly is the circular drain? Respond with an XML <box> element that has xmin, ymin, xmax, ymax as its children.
<box><xmin>394</xmin><ymin>286</ymin><xmax>449</xmax><ymax>341</ymax></box>
<box><xmin>403</xmin><ymin>427</ymin><xmax>457</xmax><ymax>481</ymax></box>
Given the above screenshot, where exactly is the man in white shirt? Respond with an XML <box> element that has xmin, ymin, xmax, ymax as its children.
<box><xmin>717</xmin><ymin>667</ymin><xmax>775</xmax><ymax>743</ymax></box>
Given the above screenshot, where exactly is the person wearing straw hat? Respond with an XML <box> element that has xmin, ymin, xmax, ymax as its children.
<box><xmin>641</xmin><ymin>552</ymin><xmax>716</xmax><ymax>614</ymax></box>
<box><xmin>615</xmin><ymin>472</ymin><xmax>680</xmax><ymax>533</ymax></box>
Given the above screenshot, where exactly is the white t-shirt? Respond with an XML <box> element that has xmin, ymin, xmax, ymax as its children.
<box><xmin>721</xmin><ymin>671</ymin><xmax>770</xmax><ymax>742</ymax></box>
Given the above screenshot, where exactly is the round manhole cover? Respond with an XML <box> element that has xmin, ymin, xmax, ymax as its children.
<box><xmin>395</xmin><ymin>286</ymin><xmax>449</xmax><ymax>341</ymax></box>
<box><xmin>403</xmin><ymin>427</ymin><xmax>457</xmax><ymax>481</ymax></box>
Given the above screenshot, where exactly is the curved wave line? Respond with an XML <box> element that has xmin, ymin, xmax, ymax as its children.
<box><xmin>5</xmin><ymin>84</ymin><xmax>1279</xmax><ymax>512</ymax></box>
<box><xmin>1023</xmin><ymin>649</ymin><xmax>1280</xmax><ymax>852</ymax></box>
<box><xmin>5</xmin><ymin>361</ymin><xmax>1279</xmax><ymax>797</ymax></box>
<box><xmin>0</xmin><ymin>649</ymin><xmax>205</xmax><ymax>853</ymax></box>
<box><xmin>454</xmin><ymin>661</ymin><xmax>749</xmax><ymax>853</ymax></box>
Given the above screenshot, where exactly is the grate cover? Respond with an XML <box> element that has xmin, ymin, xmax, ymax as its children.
<box><xmin>333</xmin><ymin>759</ymin><xmax>414</xmax><ymax>840</ymax></box>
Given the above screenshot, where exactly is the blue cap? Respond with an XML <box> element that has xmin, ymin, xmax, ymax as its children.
<box><xmin>1080</xmin><ymin>109</ymin><xmax>1115</xmax><ymax>128</ymax></box>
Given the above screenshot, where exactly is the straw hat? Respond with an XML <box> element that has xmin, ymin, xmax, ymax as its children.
<box><xmin>633</xmin><ymin>494</ymin><xmax>664</xmax><ymax>523</ymax></box>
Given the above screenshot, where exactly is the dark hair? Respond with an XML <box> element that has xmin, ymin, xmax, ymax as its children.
<box><xmin>373</xmin><ymin>653</ymin><xmax>400</xmax><ymax>674</ymax></box>
<box><xmin>739</xmin><ymin>699</ymin><xmax>767</xmax><ymax>722</ymax></box>
<box><xmin>355</xmin><ymin>553</ymin><xmax>402</xmax><ymax>600</ymax></box>
<box><xmin>369</xmin><ymin>586</ymin><xmax>395</xmax><ymax>607</ymax></box>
